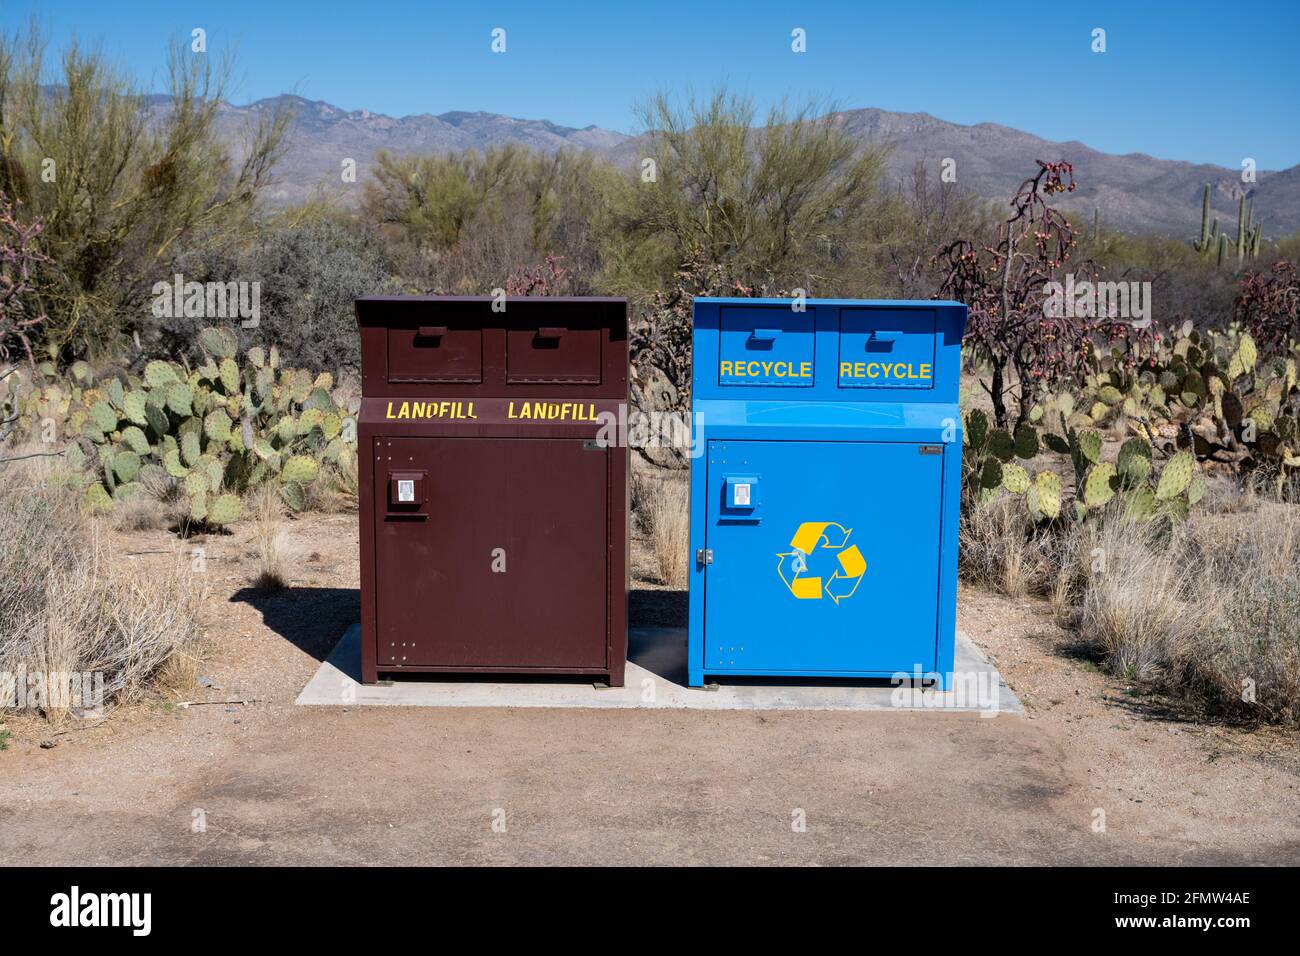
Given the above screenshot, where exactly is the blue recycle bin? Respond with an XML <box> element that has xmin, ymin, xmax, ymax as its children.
<box><xmin>686</xmin><ymin>298</ymin><xmax>967</xmax><ymax>689</ymax></box>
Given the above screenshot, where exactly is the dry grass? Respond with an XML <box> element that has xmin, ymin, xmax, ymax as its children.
<box><xmin>1073</xmin><ymin>517</ymin><xmax>1200</xmax><ymax>680</ymax></box>
<box><xmin>1175</xmin><ymin>502</ymin><xmax>1300</xmax><ymax>723</ymax></box>
<box><xmin>245</xmin><ymin>485</ymin><xmax>294</xmax><ymax>592</ymax></box>
<box><xmin>634</xmin><ymin>472</ymin><xmax>690</xmax><ymax>589</ymax></box>
<box><xmin>107</xmin><ymin>495</ymin><xmax>172</xmax><ymax>532</ymax></box>
<box><xmin>307</xmin><ymin>452</ymin><xmax>359</xmax><ymax>513</ymax></box>
<box><xmin>960</xmin><ymin>477</ymin><xmax>1300</xmax><ymax>724</ymax></box>
<box><xmin>0</xmin><ymin>468</ymin><xmax>205</xmax><ymax>724</ymax></box>
<box><xmin>958</xmin><ymin>494</ymin><xmax>1055</xmax><ymax>598</ymax></box>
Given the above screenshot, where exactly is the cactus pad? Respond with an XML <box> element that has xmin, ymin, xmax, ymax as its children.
<box><xmin>120</xmin><ymin>426</ymin><xmax>151</xmax><ymax>455</ymax></box>
<box><xmin>986</xmin><ymin>429</ymin><xmax>1015</xmax><ymax>462</ymax></box>
<box><xmin>1238</xmin><ymin>333</ymin><xmax>1257</xmax><ymax>371</ymax></box>
<box><xmin>1001</xmin><ymin>462</ymin><xmax>1030</xmax><ymax>494</ymax></box>
<box><xmin>1155</xmin><ymin>451</ymin><xmax>1195</xmax><ymax>500</ymax></box>
<box><xmin>1083</xmin><ymin>462</ymin><xmax>1117</xmax><ymax>508</ymax></box>
<box><xmin>207</xmin><ymin>493</ymin><xmax>244</xmax><ymax>526</ymax></box>
<box><xmin>281</xmin><ymin>455</ymin><xmax>320</xmax><ymax>484</ymax></box>
<box><xmin>1116</xmin><ymin>438</ymin><xmax>1152</xmax><ymax>482</ymax></box>
<box><xmin>1078</xmin><ymin>430</ymin><xmax>1103</xmax><ymax>464</ymax></box>
<box><xmin>89</xmin><ymin>401</ymin><xmax>118</xmax><ymax>434</ymax></box>
<box><xmin>966</xmin><ymin>409</ymin><xmax>989</xmax><ymax>450</ymax></box>
<box><xmin>204</xmin><ymin>408</ymin><xmax>233</xmax><ymax>442</ymax></box>
<box><xmin>199</xmin><ymin>326</ymin><xmax>238</xmax><ymax>359</ymax></box>
<box><xmin>1043</xmin><ymin>432</ymin><xmax>1070</xmax><ymax>455</ymax></box>
<box><xmin>163</xmin><ymin>448</ymin><xmax>188</xmax><ymax>477</ymax></box>
<box><xmin>280</xmin><ymin>480</ymin><xmax>306</xmax><ymax>512</ymax></box>
<box><xmin>1013</xmin><ymin>423</ymin><xmax>1039</xmax><ymax>459</ymax></box>
<box><xmin>112</xmin><ymin>451</ymin><xmax>141</xmax><ymax>483</ymax></box>
<box><xmin>219</xmin><ymin>357</ymin><xmax>240</xmax><ymax>394</ymax></box>
<box><xmin>185</xmin><ymin>470</ymin><xmax>209</xmax><ymax>498</ymax></box>
<box><xmin>121</xmin><ymin>390</ymin><xmax>148</xmax><ymax>426</ymax></box>
<box><xmin>144</xmin><ymin>360</ymin><xmax>179</xmax><ymax>388</ymax></box>
<box><xmin>166</xmin><ymin>382</ymin><xmax>193</xmax><ymax>416</ymax></box>
<box><xmin>179</xmin><ymin>431</ymin><xmax>201</xmax><ymax>468</ymax></box>
<box><xmin>1033</xmin><ymin>471</ymin><xmax>1061</xmax><ymax>520</ymax></box>
<box><xmin>83</xmin><ymin>484</ymin><xmax>113</xmax><ymax>513</ymax></box>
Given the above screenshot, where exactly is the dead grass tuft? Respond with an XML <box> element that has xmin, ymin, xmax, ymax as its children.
<box><xmin>307</xmin><ymin>453</ymin><xmax>359</xmax><ymax>513</ymax></box>
<box><xmin>247</xmin><ymin>488</ymin><xmax>294</xmax><ymax>592</ymax></box>
<box><xmin>635</xmin><ymin>472</ymin><xmax>690</xmax><ymax>589</ymax></box>
<box><xmin>958</xmin><ymin>494</ymin><xmax>1054</xmax><ymax>598</ymax></box>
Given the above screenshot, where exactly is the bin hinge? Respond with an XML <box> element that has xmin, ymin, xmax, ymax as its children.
<box><xmin>696</xmin><ymin>548</ymin><xmax>714</xmax><ymax>567</ymax></box>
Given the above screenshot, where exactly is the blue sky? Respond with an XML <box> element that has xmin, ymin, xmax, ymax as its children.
<box><xmin>5</xmin><ymin>0</ymin><xmax>1297</xmax><ymax>168</ymax></box>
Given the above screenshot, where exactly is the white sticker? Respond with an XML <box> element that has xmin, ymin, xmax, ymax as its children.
<box><xmin>397</xmin><ymin>479</ymin><xmax>415</xmax><ymax>503</ymax></box>
<box><xmin>734</xmin><ymin>483</ymin><xmax>751</xmax><ymax>506</ymax></box>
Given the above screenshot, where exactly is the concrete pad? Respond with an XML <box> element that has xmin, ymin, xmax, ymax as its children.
<box><xmin>296</xmin><ymin>625</ymin><xmax>1022</xmax><ymax>714</ymax></box>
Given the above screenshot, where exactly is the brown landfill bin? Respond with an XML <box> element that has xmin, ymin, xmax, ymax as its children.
<box><xmin>355</xmin><ymin>296</ymin><xmax>630</xmax><ymax>686</ymax></box>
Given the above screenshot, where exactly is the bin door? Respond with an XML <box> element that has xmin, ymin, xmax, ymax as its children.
<box><xmin>703</xmin><ymin>439</ymin><xmax>943</xmax><ymax>675</ymax></box>
<box><xmin>372</xmin><ymin>437</ymin><xmax>608</xmax><ymax>669</ymax></box>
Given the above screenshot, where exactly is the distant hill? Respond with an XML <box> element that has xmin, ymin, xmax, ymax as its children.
<box><xmin>197</xmin><ymin>94</ymin><xmax>1299</xmax><ymax>237</ymax></box>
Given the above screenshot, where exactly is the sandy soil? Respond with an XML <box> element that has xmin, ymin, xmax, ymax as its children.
<box><xmin>1</xmin><ymin>507</ymin><xmax>1297</xmax><ymax>866</ymax></box>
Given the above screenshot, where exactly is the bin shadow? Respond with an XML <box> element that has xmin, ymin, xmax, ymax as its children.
<box><xmin>625</xmin><ymin>587</ymin><xmax>928</xmax><ymax>690</ymax></box>
<box><xmin>229</xmin><ymin>586</ymin><xmax>360</xmax><ymax>664</ymax></box>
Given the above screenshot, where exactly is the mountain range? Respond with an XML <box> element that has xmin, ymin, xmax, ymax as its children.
<box><xmin>206</xmin><ymin>94</ymin><xmax>1300</xmax><ymax>238</ymax></box>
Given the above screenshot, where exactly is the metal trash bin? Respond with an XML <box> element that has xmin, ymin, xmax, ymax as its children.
<box><xmin>355</xmin><ymin>296</ymin><xmax>629</xmax><ymax>686</ymax></box>
<box><xmin>686</xmin><ymin>297</ymin><xmax>966</xmax><ymax>689</ymax></box>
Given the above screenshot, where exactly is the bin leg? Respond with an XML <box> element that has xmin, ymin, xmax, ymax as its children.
<box><xmin>607</xmin><ymin>662</ymin><xmax>626</xmax><ymax>688</ymax></box>
<box><xmin>938</xmin><ymin>670</ymin><xmax>954</xmax><ymax>692</ymax></box>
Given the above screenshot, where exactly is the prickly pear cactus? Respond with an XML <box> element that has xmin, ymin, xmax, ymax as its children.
<box><xmin>1155</xmin><ymin>451</ymin><xmax>1195</xmax><ymax>500</ymax></box>
<box><xmin>42</xmin><ymin>325</ymin><xmax>360</xmax><ymax>525</ymax></box>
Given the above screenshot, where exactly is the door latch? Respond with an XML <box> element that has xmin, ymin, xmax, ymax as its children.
<box><xmin>696</xmin><ymin>548</ymin><xmax>714</xmax><ymax>567</ymax></box>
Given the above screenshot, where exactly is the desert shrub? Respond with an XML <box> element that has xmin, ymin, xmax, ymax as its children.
<box><xmin>606</xmin><ymin>88</ymin><xmax>892</xmax><ymax>302</ymax></box>
<box><xmin>233</xmin><ymin>218</ymin><xmax>393</xmax><ymax>373</ymax></box>
<box><xmin>362</xmin><ymin>145</ymin><xmax>616</xmax><ymax>295</ymax></box>
<box><xmin>1198</xmin><ymin>568</ymin><xmax>1300</xmax><ymax>723</ymax></box>
<box><xmin>1172</xmin><ymin>505</ymin><xmax>1300</xmax><ymax>723</ymax></box>
<box><xmin>937</xmin><ymin>161</ymin><xmax>1103</xmax><ymax>429</ymax></box>
<box><xmin>0</xmin><ymin>191</ymin><xmax>50</xmax><ymax>363</ymax></box>
<box><xmin>0</xmin><ymin>26</ymin><xmax>288</xmax><ymax>360</ymax></box>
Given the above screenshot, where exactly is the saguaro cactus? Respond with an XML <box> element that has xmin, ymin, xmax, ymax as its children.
<box><xmin>1193</xmin><ymin>184</ymin><xmax>1262</xmax><ymax>266</ymax></box>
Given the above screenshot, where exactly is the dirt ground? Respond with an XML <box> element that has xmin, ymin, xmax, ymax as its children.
<box><xmin>1</xmin><ymin>506</ymin><xmax>1298</xmax><ymax>866</ymax></box>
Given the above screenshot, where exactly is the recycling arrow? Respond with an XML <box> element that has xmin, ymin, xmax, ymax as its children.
<box><xmin>776</xmin><ymin>521</ymin><xmax>867</xmax><ymax>603</ymax></box>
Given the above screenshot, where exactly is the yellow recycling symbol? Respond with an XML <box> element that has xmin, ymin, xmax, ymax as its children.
<box><xmin>776</xmin><ymin>521</ymin><xmax>867</xmax><ymax>604</ymax></box>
